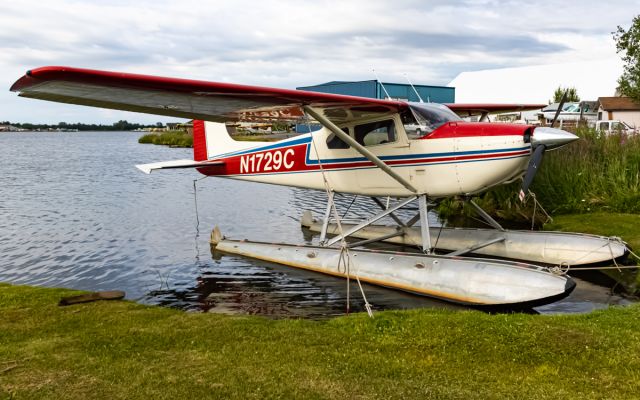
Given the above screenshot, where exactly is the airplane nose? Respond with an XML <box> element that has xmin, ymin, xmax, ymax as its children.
<box><xmin>531</xmin><ymin>127</ymin><xmax>579</xmax><ymax>149</ymax></box>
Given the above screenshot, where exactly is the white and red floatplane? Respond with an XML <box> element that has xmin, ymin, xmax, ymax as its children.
<box><xmin>10</xmin><ymin>66</ymin><xmax>630</xmax><ymax>309</ymax></box>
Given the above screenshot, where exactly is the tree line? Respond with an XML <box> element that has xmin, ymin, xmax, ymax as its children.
<box><xmin>0</xmin><ymin>120</ymin><xmax>163</xmax><ymax>131</ymax></box>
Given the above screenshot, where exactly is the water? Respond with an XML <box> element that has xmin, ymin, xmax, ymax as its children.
<box><xmin>0</xmin><ymin>131</ymin><xmax>632</xmax><ymax>317</ymax></box>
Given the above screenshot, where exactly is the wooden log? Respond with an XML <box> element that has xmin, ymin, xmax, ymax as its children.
<box><xmin>58</xmin><ymin>290</ymin><xmax>125</xmax><ymax>306</ymax></box>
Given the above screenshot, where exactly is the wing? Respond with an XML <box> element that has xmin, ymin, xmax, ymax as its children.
<box><xmin>10</xmin><ymin>66</ymin><xmax>407</xmax><ymax>124</ymax></box>
<box><xmin>445</xmin><ymin>103</ymin><xmax>546</xmax><ymax>117</ymax></box>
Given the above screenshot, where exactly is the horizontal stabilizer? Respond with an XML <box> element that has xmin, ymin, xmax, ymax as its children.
<box><xmin>135</xmin><ymin>159</ymin><xmax>225</xmax><ymax>174</ymax></box>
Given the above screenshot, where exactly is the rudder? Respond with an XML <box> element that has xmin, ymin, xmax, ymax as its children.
<box><xmin>193</xmin><ymin>120</ymin><xmax>207</xmax><ymax>161</ymax></box>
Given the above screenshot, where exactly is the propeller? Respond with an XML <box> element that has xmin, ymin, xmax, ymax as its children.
<box><xmin>518</xmin><ymin>90</ymin><xmax>573</xmax><ymax>202</ymax></box>
<box><xmin>519</xmin><ymin>144</ymin><xmax>545</xmax><ymax>201</ymax></box>
<box><xmin>550</xmin><ymin>90</ymin><xmax>568</xmax><ymax>128</ymax></box>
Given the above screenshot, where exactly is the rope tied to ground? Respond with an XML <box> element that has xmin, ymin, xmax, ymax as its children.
<box><xmin>306</xmin><ymin>116</ymin><xmax>374</xmax><ymax>318</ymax></box>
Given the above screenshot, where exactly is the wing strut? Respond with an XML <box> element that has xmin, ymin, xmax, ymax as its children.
<box><xmin>303</xmin><ymin>106</ymin><xmax>418</xmax><ymax>193</ymax></box>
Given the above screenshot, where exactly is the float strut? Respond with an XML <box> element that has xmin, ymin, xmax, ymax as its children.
<box><xmin>371</xmin><ymin>197</ymin><xmax>407</xmax><ymax>227</ymax></box>
<box><xmin>447</xmin><ymin>236</ymin><xmax>506</xmax><ymax>257</ymax></box>
<box><xmin>319</xmin><ymin>191</ymin><xmax>334</xmax><ymax>244</ymax></box>
<box><xmin>469</xmin><ymin>199</ymin><xmax>505</xmax><ymax>231</ymax></box>
<box><xmin>418</xmin><ymin>195</ymin><xmax>432</xmax><ymax>253</ymax></box>
<box><xmin>325</xmin><ymin>196</ymin><xmax>417</xmax><ymax>247</ymax></box>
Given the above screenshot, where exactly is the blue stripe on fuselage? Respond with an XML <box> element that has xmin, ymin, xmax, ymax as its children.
<box><xmin>211</xmin><ymin>134</ymin><xmax>530</xmax><ymax>166</ymax></box>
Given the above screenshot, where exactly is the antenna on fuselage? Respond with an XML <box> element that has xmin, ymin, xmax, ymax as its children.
<box><xmin>372</xmin><ymin>69</ymin><xmax>391</xmax><ymax>100</ymax></box>
<box><xmin>404</xmin><ymin>73</ymin><xmax>424</xmax><ymax>103</ymax></box>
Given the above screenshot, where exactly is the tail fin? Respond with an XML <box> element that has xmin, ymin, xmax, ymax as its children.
<box><xmin>192</xmin><ymin>120</ymin><xmax>269</xmax><ymax>161</ymax></box>
<box><xmin>193</xmin><ymin>120</ymin><xmax>208</xmax><ymax>161</ymax></box>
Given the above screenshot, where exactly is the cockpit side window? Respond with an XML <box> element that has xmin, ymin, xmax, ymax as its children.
<box><xmin>354</xmin><ymin>120</ymin><xmax>396</xmax><ymax>146</ymax></box>
<box><xmin>406</xmin><ymin>103</ymin><xmax>462</xmax><ymax>139</ymax></box>
<box><xmin>401</xmin><ymin>109</ymin><xmax>426</xmax><ymax>140</ymax></box>
<box><xmin>326</xmin><ymin>127</ymin><xmax>351</xmax><ymax>149</ymax></box>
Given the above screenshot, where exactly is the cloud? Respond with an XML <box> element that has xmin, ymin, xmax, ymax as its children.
<box><xmin>0</xmin><ymin>0</ymin><xmax>636</xmax><ymax>123</ymax></box>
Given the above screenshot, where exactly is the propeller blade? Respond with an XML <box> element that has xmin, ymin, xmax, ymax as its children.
<box><xmin>550</xmin><ymin>90</ymin><xmax>568</xmax><ymax>128</ymax></box>
<box><xmin>519</xmin><ymin>144</ymin><xmax>546</xmax><ymax>201</ymax></box>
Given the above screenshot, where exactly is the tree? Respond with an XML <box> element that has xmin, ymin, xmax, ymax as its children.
<box><xmin>551</xmin><ymin>86</ymin><xmax>580</xmax><ymax>103</ymax></box>
<box><xmin>614</xmin><ymin>15</ymin><xmax>640</xmax><ymax>102</ymax></box>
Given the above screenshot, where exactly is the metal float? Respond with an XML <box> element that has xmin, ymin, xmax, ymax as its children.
<box><xmin>301</xmin><ymin>211</ymin><xmax>629</xmax><ymax>266</ymax></box>
<box><xmin>211</xmin><ymin>227</ymin><xmax>576</xmax><ymax>308</ymax></box>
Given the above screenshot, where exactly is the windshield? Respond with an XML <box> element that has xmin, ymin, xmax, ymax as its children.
<box><xmin>408</xmin><ymin>103</ymin><xmax>462</xmax><ymax>136</ymax></box>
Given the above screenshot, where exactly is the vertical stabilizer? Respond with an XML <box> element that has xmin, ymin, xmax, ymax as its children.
<box><xmin>192</xmin><ymin>120</ymin><xmax>269</xmax><ymax>161</ymax></box>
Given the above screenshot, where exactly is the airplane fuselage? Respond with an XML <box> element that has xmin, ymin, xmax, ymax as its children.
<box><xmin>194</xmin><ymin>117</ymin><xmax>533</xmax><ymax>198</ymax></box>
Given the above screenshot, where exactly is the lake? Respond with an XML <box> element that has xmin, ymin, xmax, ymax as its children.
<box><xmin>0</xmin><ymin>131</ymin><xmax>632</xmax><ymax>317</ymax></box>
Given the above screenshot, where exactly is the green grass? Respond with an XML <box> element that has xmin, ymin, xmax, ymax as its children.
<box><xmin>138</xmin><ymin>131</ymin><xmax>193</xmax><ymax>147</ymax></box>
<box><xmin>137</xmin><ymin>132</ymin><xmax>280</xmax><ymax>148</ymax></box>
<box><xmin>532</xmin><ymin>128</ymin><xmax>640</xmax><ymax>214</ymax></box>
<box><xmin>231</xmin><ymin>135</ymin><xmax>281</xmax><ymax>142</ymax></box>
<box><xmin>2</xmin><ymin>283</ymin><xmax>640</xmax><ymax>399</ymax></box>
<box><xmin>545</xmin><ymin>213</ymin><xmax>640</xmax><ymax>251</ymax></box>
<box><xmin>438</xmin><ymin>127</ymin><xmax>640</xmax><ymax>223</ymax></box>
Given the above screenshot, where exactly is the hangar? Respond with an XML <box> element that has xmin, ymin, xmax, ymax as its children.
<box><xmin>297</xmin><ymin>80</ymin><xmax>455</xmax><ymax>103</ymax></box>
<box><xmin>295</xmin><ymin>80</ymin><xmax>455</xmax><ymax>132</ymax></box>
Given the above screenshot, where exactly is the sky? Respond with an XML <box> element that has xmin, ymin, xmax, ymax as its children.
<box><xmin>1</xmin><ymin>0</ymin><xmax>638</xmax><ymax>124</ymax></box>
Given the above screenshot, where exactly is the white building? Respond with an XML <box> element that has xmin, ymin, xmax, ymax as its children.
<box><xmin>448</xmin><ymin>59</ymin><xmax>623</xmax><ymax>104</ymax></box>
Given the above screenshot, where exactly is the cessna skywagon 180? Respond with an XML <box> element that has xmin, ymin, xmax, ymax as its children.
<box><xmin>11</xmin><ymin>66</ymin><xmax>630</xmax><ymax>309</ymax></box>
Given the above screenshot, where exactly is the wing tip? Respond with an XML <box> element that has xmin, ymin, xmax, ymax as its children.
<box><xmin>135</xmin><ymin>164</ymin><xmax>153</xmax><ymax>174</ymax></box>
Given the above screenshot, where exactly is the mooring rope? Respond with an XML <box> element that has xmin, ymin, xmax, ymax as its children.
<box><xmin>527</xmin><ymin>190</ymin><xmax>553</xmax><ymax>225</ymax></box>
<box><xmin>192</xmin><ymin>175</ymin><xmax>209</xmax><ymax>231</ymax></box>
<box><xmin>306</xmin><ymin>117</ymin><xmax>373</xmax><ymax>317</ymax></box>
<box><xmin>548</xmin><ymin>236</ymin><xmax>640</xmax><ymax>274</ymax></box>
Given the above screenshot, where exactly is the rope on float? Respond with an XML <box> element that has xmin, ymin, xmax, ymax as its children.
<box><xmin>306</xmin><ymin>117</ymin><xmax>373</xmax><ymax>318</ymax></box>
<box><xmin>549</xmin><ymin>236</ymin><xmax>640</xmax><ymax>273</ymax></box>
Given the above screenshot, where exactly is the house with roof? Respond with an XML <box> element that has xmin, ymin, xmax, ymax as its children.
<box><xmin>597</xmin><ymin>97</ymin><xmax>640</xmax><ymax>128</ymax></box>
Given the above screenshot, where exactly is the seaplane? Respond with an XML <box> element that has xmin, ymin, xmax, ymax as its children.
<box><xmin>10</xmin><ymin>66</ymin><xmax>630</xmax><ymax>309</ymax></box>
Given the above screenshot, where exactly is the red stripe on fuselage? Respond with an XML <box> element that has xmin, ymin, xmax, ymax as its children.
<box><xmin>425</xmin><ymin>122</ymin><xmax>531</xmax><ymax>139</ymax></box>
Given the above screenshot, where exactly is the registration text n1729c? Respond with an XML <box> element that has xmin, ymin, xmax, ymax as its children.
<box><xmin>239</xmin><ymin>149</ymin><xmax>295</xmax><ymax>174</ymax></box>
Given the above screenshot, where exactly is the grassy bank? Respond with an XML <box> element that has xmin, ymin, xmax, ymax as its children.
<box><xmin>438</xmin><ymin>127</ymin><xmax>640</xmax><ymax>223</ymax></box>
<box><xmin>231</xmin><ymin>134</ymin><xmax>281</xmax><ymax>142</ymax></box>
<box><xmin>1</xmin><ymin>283</ymin><xmax>640</xmax><ymax>399</ymax></box>
<box><xmin>545</xmin><ymin>213</ymin><xmax>640</xmax><ymax>251</ymax></box>
<box><xmin>138</xmin><ymin>132</ymin><xmax>281</xmax><ymax>148</ymax></box>
<box><xmin>138</xmin><ymin>131</ymin><xmax>193</xmax><ymax>147</ymax></box>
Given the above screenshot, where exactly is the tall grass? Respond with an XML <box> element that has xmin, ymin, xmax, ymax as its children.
<box><xmin>138</xmin><ymin>131</ymin><xmax>193</xmax><ymax>147</ymax></box>
<box><xmin>438</xmin><ymin>127</ymin><xmax>640</xmax><ymax>224</ymax></box>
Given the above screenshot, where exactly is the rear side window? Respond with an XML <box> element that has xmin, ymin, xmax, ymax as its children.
<box><xmin>354</xmin><ymin>120</ymin><xmax>396</xmax><ymax>146</ymax></box>
<box><xmin>326</xmin><ymin>127</ymin><xmax>350</xmax><ymax>149</ymax></box>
